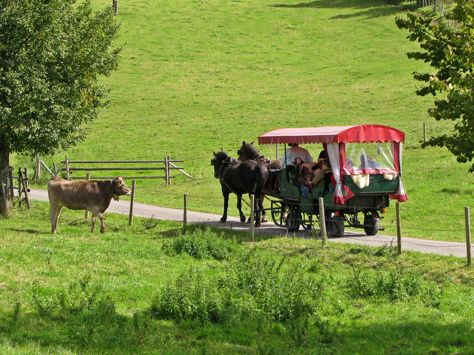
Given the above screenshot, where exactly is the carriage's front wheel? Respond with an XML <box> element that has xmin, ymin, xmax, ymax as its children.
<box><xmin>286</xmin><ymin>205</ymin><xmax>301</xmax><ymax>233</ymax></box>
<box><xmin>271</xmin><ymin>200</ymin><xmax>287</xmax><ymax>227</ymax></box>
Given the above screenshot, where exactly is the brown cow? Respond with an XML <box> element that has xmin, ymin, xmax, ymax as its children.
<box><xmin>47</xmin><ymin>176</ymin><xmax>130</xmax><ymax>234</ymax></box>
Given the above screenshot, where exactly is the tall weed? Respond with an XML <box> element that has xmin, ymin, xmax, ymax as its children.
<box><xmin>162</xmin><ymin>229</ymin><xmax>239</xmax><ymax>260</ymax></box>
<box><xmin>150</xmin><ymin>268</ymin><xmax>225</xmax><ymax>323</ymax></box>
<box><xmin>223</xmin><ymin>253</ymin><xmax>323</xmax><ymax>321</ymax></box>
<box><xmin>30</xmin><ymin>276</ymin><xmax>151</xmax><ymax>348</ymax></box>
<box><xmin>346</xmin><ymin>265</ymin><xmax>442</xmax><ymax>304</ymax></box>
<box><xmin>151</xmin><ymin>252</ymin><xmax>325</xmax><ymax>324</ymax></box>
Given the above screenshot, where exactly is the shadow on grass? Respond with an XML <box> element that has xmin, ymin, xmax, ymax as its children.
<box><xmin>337</xmin><ymin>320</ymin><xmax>473</xmax><ymax>353</ymax></box>
<box><xmin>0</xmin><ymin>311</ymin><xmax>472</xmax><ymax>353</ymax></box>
<box><xmin>156</xmin><ymin>221</ymin><xmax>293</xmax><ymax>243</ymax></box>
<box><xmin>6</xmin><ymin>228</ymin><xmax>50</xmax><ymax>235</ymax></box>
<box><xmin>439</xmin><ymin>187</ymin><xmax>474</xmax><ymax>195</ymax></box>
<box><xmin>271</xmin><ymin>0</ymin><xmax>409</xmax><ymax>19</ymax></box>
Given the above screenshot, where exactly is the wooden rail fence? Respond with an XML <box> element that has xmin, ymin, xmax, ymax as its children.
<box><xmin>60</xmin><ymin>156</ymin><xmax>192</xmax><ymax>185</ymax></box>
<box><xmin>0</xmin><ymin>167</ymin><xmax>31</xmax><ymax>209</ymax></box>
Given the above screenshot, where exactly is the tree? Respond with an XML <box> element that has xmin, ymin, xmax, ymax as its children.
<box><xmin>0</xmin><ymin>0</ymin><xmax>120</xmax><ymax>215</ymax></box>
<box><xmin>395</xmin><ymin>0</ymin><xmax>473</xmax><ymax>172</ymax></box>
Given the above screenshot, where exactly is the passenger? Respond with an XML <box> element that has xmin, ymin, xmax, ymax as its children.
<box><xmin>312</xmin><ymin>149</ymin><xmax>331</xmax><ymax>187</ymax></box>
<box><xmin>360</xmin><ymin>154</ymin><xmax>381</xmax><ymax>169</ymax></box>
<box><xmin>281</xmin><ymin>143</ymin><xmax>312</xmax><ymax>168</ymax></box>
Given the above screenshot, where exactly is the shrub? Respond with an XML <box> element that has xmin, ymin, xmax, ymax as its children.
<box><xmin>162</xmin><ymin>229</ymin><xmax>239</xmax><ymax>260</ymax></box>
<box><xmin>30</xmin><ymin>276</ymin><xmax>148</xmax><ymax>348</ymax></box>
<box><xmin>223</xmin><ymin>253</ymin><xmax>323</xmax><ymax>322</ymax></box>
<box><xmin>151</xmin><ymin>253</ymin><xmax>325</xmax><ymax>324</ymax></box>
<box><xmin>150</xmin><ymin>268</ymin><xmax>225</xmax><ymax>323</ymax></box>
<box><xmin>346</xmin><ymin>265</ymin><xmax>442</xmax><ymax>304</ymax></box>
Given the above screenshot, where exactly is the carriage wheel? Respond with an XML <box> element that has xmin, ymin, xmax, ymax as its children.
<box><xmin>271</xmin><ymin>200</ymin><xmax>287</xmax><ymax>227</ymax></box>
<box><xmin>286</xmin><ymin>205</ymin><xmax>301</xmax><ymax>233</ymax></box>
<box><xmin>364</xmin><ymin>213</ymin><xmax>380</xmax><ymax>236</ymax></box>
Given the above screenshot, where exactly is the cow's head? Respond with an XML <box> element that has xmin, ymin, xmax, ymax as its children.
<box><xmin>112</xmin><ymin>177</ymin><xmax>130</xmax><ymax>200</ymax></box>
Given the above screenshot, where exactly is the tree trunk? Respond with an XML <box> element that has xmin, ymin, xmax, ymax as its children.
<box><xmin>0</xmin><ymin>143</ymin><xmax>11</xmax><ymax>217</ymax></box>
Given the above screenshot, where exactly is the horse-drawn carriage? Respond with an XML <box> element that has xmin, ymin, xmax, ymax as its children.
<box><xmin>255</xmin><ymin>124</ymin><xmax>408</xmax><ymax>236</ymax></box>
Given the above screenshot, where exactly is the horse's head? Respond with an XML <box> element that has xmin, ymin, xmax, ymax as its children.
<box><xmin>211</xmin><ymin>151</ymin><xmax>229</xmax><ymax>178</ymax></box>
<box><xmin>237</xmin><ymin>141</ymin><xmax>259</xmax><ymax>161</ymax></box>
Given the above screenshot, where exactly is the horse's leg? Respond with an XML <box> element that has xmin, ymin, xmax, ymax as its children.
<box><xmin>254</xmin><ymin>192</ymin><xmax>261</xmax><ymax>227</ymax></box>
<box><xmin>246</xmin><ymin>193</ymin><xmax>253</xmax><ymax>223</ymax></box>
<box><xmin>220</xmin><ymin>188</ymin><xmax>229</xmax><ymax>223</ymax></box>
<box><xmin>260</xmin><ymin>193</ymin><xmax>267</xmax><ymax>223</ymax></box>
<box><xmin>236</xmin><ymin>193</ymin><xmax>246</xmax><ymax>223</ymax></box>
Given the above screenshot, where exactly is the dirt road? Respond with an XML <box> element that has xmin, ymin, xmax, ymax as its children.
<box><xmin>30</xmin><ymin>189</ymin><xmax>471</xmax><ymax>259</ymax></box>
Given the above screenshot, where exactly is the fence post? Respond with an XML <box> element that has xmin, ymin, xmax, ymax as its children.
<box><xmin>23</xmin><ymin>168</ymin><xmax>30</xmax><ymax>209</ymax></box>
<box><xmin>65</xmin><ymin>156</ymin><xmax>70</xmax><ymax>180</ymax></box>
<box><xmin>275</xmin><ymin>144</ymin><xmax>279</xmax><ymax>160</ymax></box>
<box><xmin>128</xmin><ymin>179</ymin><xmax>136</xmax><ymax>226</ymax></box>
<box><xmin>396</xmin><ymin>201</ymin><xmax>402</xmax><ymax>255</ymax></box>
<box><xmin>183</xmin><ymin>194</ymin><xmax>187</xmax><ymax>234</ymax></box>
<box><xmin>250</xmin><ymin>194</ymin><xmax>255</xmax><ymax>242</ymax></box>
<box><xmin>84</xmin><ymin>173</ymin><xmax>90</xmax><ymax>220</ymax></box>
<box><xmin>423</xmin><ymin>122</ymin><xmax>427</xmax><ymax>145</ymax></box>
<box><xmin>34</xmin><ymin>155</ymin><xmax>41</xmax><ymax>183</ymax></box>
<box><xmin>164</xmin><ymin>155</ymin><xmax>170</xmax><ymax>185</ymax></box>
<box><xmin>319</xmin><ymin>197</ymin><xmax>327</xmax><ymax>246</ymax></box>
<box><xmin>112</xmin><ymin>0</ymin><xmax>118</xmax><ymax>15</ymax></box>
<box><xmin>465</xmin><ymin>207</ymin><xmax>472</xmax><ymax>267</ymax></box>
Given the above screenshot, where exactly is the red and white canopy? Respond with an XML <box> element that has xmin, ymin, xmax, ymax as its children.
<box><xmin>258</xmin><ymin>125</ymin><xmax>405</xmax><ymax>145</ymax></box>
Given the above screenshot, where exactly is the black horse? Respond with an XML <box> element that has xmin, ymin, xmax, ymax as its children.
<box><xmin>237</xmin><ymin>141</ymin><xmax>281</xmax><ymax>194</ymax></box>
<box><xmin>237</xmin><ymin>141</ymin><xmax>281</xmax><ymax>170</ymax></box>
<box><xmin>211</xmin><ymin>151</ymin><xmax>268</xmax><ymax>227</ymax></box>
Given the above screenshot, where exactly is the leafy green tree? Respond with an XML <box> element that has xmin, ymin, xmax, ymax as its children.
<box><xmin>0</xmin><ymin>0</ymin><xmax>120</xmax><ymax>215</ymax></box>
<box><xmin>396</xmin><ymin>0</ymin><xmax>473</xmax><ymax>172</ymax></box>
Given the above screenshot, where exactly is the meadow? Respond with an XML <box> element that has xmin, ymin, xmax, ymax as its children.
<box><xmin>16</xmin><ymin>0</ymin><xmax>474</xmax><ymax>242</ymax></box>
<box><xmin>0</xmin><ymin>204</ymin><xmax>472</xmax><ymax>354</ymax></box>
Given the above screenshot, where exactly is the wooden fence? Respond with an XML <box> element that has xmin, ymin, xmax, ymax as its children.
<box><xmin>0</xmin><ymin>167</ymin><xmax>31</xmax><ymax>209</ymax></box>
<box><xmin>60</xmin><ymin>156</ymin><xmax>192</xmax><ymax>185</ymax></box>
<box><xmin>402</xmin><ymin>0</ymin><xmax>454</xmax><ymax>15</ymax></box>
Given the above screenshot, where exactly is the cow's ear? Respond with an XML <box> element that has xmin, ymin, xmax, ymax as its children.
<box><xmin>242</xmin><ymin>140</ymin><xmax>245</xmax><ymax>145</ymax></box>
<box><xmin>213</xmin><ymin>152</ymin><xmax>217</xmax><ymax>156</ymax></box>
<box><xmin>250</xmin><ymin>141</ymin><xmax>254</xmax><ymax>145</ymax></box>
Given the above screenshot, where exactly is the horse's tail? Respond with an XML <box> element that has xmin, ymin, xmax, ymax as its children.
<box><xmin>255</xmin><ymin>161</ymin><xmax>269</xmax><ymax>194</ymax></box>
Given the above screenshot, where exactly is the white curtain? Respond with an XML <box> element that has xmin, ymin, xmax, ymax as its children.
<box><xmin>327</xmin><ymin>143</ymin><xmax>344</xmax><ymax>204</ymax></box>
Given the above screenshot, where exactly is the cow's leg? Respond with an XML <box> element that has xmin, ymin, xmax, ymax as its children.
<box><xmin>236</xmin><ymin>193</ymin><xmax>246</xmax><ymax>222</ymax></box>
<box><xmin>50</xmin><ymin>204</ymin><xmax>62</xmax><ymax>234</ymax></box>
<box><xmin>91</xmin><ymin>213</ymin><xmax>97</xmax><ymax>232</ymax></box>
<box><xmin>98</xmin><ymin>213</ymin><xmax>106</xmax><ymax>233</ymax></box>
<box><xmin>220</xmin><ymin>188</ymin><xmax>229</xmax><ymax>223</ymax></box>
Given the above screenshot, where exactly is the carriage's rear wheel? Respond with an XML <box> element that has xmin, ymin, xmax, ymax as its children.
<box><xmin>364</xmin><ymin>213</ymin><xmax>380</xmax><ymax>236</ymax></box>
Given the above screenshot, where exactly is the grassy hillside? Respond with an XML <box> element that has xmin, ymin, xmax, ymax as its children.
<box><xmin>19</xmin><ymin>0</ymin><xmax>473</xmax><ymax>241</ymax></box>
<box><xmin>0</xmin><ymin>204</ymin><xmax>472</xmax><ymax>354</ymax></box>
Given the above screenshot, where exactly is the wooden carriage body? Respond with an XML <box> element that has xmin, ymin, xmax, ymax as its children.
<box><xmin>258</xmin><ymin>125</ymin><xmax>407</xmax><ymax>236</ymax></box>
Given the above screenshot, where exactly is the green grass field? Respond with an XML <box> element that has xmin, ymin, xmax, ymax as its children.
<box><xmin>17</xmin><ymin>0</ymin><xmax>473</xmax><ymax>243</ymax></box>
<box><xmin>0</xmin><ymin>204</ymin><xmax>472</xmax><ymax>354</ymax></box>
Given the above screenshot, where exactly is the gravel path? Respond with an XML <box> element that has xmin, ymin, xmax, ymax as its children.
<box><xmin>31</xmin><ymin>189</ymin><xmax>471</xmax><ymax>259</ymax></box>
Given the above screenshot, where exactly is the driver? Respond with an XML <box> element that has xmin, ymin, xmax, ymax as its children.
<box><xmin>281</xmin><ymin>143</ymin><xmax>313</xmax><ymax>168</ymax></box>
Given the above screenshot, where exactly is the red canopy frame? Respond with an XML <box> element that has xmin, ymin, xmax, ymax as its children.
<box><xmin>258</xmin><ymin>125</ymin><xmax>405</xmax><ymax>145</ymax></box>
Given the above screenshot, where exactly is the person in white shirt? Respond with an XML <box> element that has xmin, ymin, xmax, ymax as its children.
<box><xmin>281</xmin><ymin>143</ymin><xmax>313</xmax><ymax>168</ymax></box>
